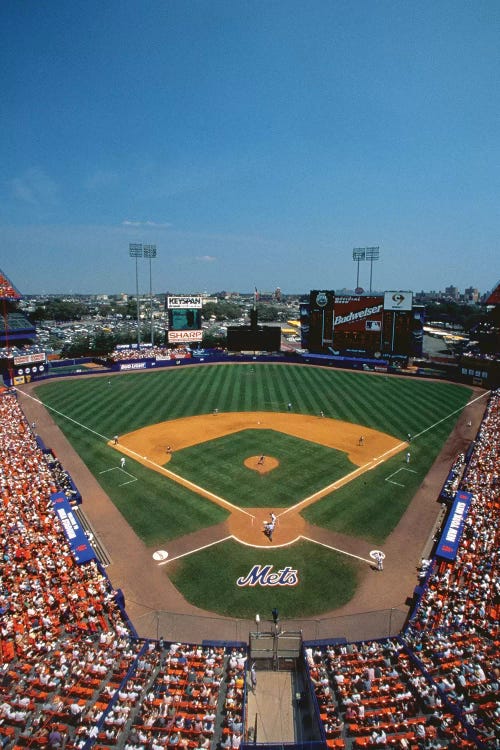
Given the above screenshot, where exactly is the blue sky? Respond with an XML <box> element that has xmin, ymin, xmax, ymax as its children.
<box><xmin>1</xmin><ymin>0</ymin><xmax>498</xmax><ymax>295</ymax></box>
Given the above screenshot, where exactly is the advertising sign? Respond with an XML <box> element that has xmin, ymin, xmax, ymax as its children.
<box><xmin>50</xmin><ymin>492</ymin><xmax>96</xmax><ymax>564</ymax></box>
<box><xmin>167</xmin><ymin>295</ymin><xmax>203</xmax><ymax>309</ymax></box>
<box><xmin>119</xmin><ymin>361</ymin><xmax>147</xmax><ymax>371</ymax></box>
<box><xmin>168</xmin><ymin>330</ymin><xmax>203</xmax><ymax>343</ymax></box>
<box><xmin>333</xmin><ymin>296</ymin><xmax>383</xmax><ymax>332</ymax></box>
<box><xmin>384</xmin><ymin>291</ymin><xmax>413</xmax><ymax>311</ymax></box>
<box><xmin>13</xmin><ymin>352</ymin><xmax>46</xmax><ymax>366</ymax></box>
<box><xmin>435</xmin><ymin>490</ymin><xmax>472</xmax><ymax>561</ymax></box>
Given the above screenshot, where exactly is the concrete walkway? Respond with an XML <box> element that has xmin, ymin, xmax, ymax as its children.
<box><xmin>247</xmin><ymin>670</ymin><xmax>295</xmax><ymax>743</ymax></box>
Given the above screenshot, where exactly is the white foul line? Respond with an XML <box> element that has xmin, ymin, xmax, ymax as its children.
<box><xmin>158</xmin><ymin>535</ymin><xmax>234</xmax><ymax>565</ymax></box>
<box><xmin>279</xmin><ymin>440</ymin><xmax>406</xmax><ymax>518</ymax></box>
<box><xmin>279</xmin><ymin>389</ymin><xmax>490</xmax><ymax>517</ymax></box>
<box><xmin>123</xmin><ymin>450</ymin><xmax>256</xmax><ymax>520</ymax></box>
<box><xmin>412</xmin><ymin>389</ymin><xmax>490</xmax><ymax>440</ymax></box>
<box><xmin>15</xmin><ymin>387</ymin><xmax>255</xmax><ymax>519</ymax></box>
<box><xmin>301</xmin><ymin>535</ymin><xmax>373</xmax><ymax>566</ymax></box>
<box><xmin>15</xmin><ymin>388</ymin><xmax>110</xmax><ymax>441</ymax></box>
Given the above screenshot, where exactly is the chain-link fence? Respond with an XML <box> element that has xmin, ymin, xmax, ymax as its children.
<box><xmin>128</xmin><ymin>604</ymin><xmax>409</xmax><ymax>644</ymax></box>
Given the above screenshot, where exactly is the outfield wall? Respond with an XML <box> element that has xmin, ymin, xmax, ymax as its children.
<box><xmin>5</xmin><ymin>348</ymin><xmax>476</xmax><ymax>386</ymax></box>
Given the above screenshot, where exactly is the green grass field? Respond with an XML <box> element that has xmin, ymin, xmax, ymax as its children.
<box><xmin>169</xmin><ymin>429</ymin><xmax>355</xmax><ymax>507</ymax></box>
<box><xmin>168</xmin><ymin>539</ymin><xmax>363</xmax><ymax>618</ymax></box>
<box><xmin>35</xmin><ymin>363</ymin><xmax>472</xmax><ymax>616</ymax></box>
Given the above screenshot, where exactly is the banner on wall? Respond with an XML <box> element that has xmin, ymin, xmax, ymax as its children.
<box><xmin>50</xmin><ymin>492</ymin><xmax>96</xmax><ymax>564</ymax></box>
<box><xmin>435</xmin><ymin>490</ymin><xmax>472</xmax><ymax>561</ymax></box>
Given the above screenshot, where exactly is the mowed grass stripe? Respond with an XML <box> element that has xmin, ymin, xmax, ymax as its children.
<box><xmin>164</xmin><ymin>368</ymin><xmax>200</xmax><ymax>418</ymax></box>
<box><xmin>239</xmin><ymin>367</ymin><xmax>253</xmax><ymax>411</ymax></box>
<box><xmin>279</xmin><ymin>365</ymin><xmax>305</xmax><ymax>411</ymax></box>
<box><xmin>324</xmin><ymin>371</ymin><xmax>367</xmax><ymax>425</ymax></box>
<box><xmin>204</xmin><ymin>365</ymin><xmax>224</xmax><ymax>412</ymax></box>
<box><xmin>287</xmin><ymin>365</ymin><xmax>319</xmax><ymax>414</ymax></box>
<box><xmin>170</xmin><ymin>430</ymin><xmax>356</xmax><ymax>507</ymax></box>
<box><xmin>266</xmin><ymin>363</ymin><xmax>289</xmax><ymax>410</ymax></box>
<box><xmin>226</xmin><ymin>365</ymin><xmax>244</xmax><ymax>412</ymax></box>
<box><xmin>309</xmin><ymin>367</ymin><xmax>343</xmax><ymax>416</ymax></box>
<box><xmin>259</xmin><ymin>363</ymin><xmax>278</xmax><ymax>411</ymax></box>
<box><xmin>296</xmin><ymin>367</ymin><xmax>323</xmax><ymax>413</ymax></box>
<box><xmin>36</xmin><ymin>365</ymin><xmax>473</xmax><ymax>540</ymax></box>
<box><xmin>37</xmin><ymin>365</ymin><xmax>471</xmax><ymax>435</ymax></box>
<box><xmin>302</xmin><ymin>386</ymin><xmax>471</xmax><ymax>542</ymax></box>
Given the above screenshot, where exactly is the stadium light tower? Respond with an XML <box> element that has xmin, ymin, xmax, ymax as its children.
<box><xmin>129</xmin><ymin>243</ymin><xmax>143</xmax><ymax>346</ymax></box>
<box><xmin>352</xmin><ymin>248</ymin><xmax>366</xmax><ymax>290</ymax></box>
<box><xmin>365</xmin><ymin>246</ymin><xmax>380</xmax><ymax>293</ymax></box>
<box><xmin>143</xmin><ymin>244</ymin><xmax>157</xmax><ymax>345</ymax></box>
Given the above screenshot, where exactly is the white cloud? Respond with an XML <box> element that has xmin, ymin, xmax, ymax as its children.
<box><xmin>122</xmin><ymin>219</ymin><xmax>172</xmax><ymax>228</ymax></box>
<box><xmin>11</xmin><ymin>168</ymin><xmax>59</xmax><ymax>207</ymax></box>
<box><xmin>196</xmin><ymin>255</ymin><xmax>217</xmax><ymax>262</ymax></box>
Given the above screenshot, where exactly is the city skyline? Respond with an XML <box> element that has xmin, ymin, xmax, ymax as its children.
<box><xmin>1</xmin><ymin>1</ymin><xmax>499</xmax><ymax>295</ymax></box>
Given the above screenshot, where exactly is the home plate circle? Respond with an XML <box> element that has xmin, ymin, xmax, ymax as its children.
<box><xmin>153</xmin><ymin>550</ymin><xmax>169</xmax><ymax>562</ymax></box>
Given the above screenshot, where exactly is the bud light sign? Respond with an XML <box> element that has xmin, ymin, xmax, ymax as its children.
<box><xmin>237</xmin><ymin>564</ymin><xmax>298</xmax><ymax>587</ymax></box>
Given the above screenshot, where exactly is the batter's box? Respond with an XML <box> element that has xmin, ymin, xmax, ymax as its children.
<box><xmin>385</xmin><ymin>467</ymin><xmax>417</xmax><ymax>487</ymax></box>
<box><xmin>99</xmin><ymin>466</ymin><xmax>138</xmax><ymax>487</ymax></box>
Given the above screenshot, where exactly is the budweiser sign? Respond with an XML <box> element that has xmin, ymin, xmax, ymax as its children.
<box><xmin>334</xmin><ymin>304</ymin><xmax>382</xmax><ymax>327</ymax></box>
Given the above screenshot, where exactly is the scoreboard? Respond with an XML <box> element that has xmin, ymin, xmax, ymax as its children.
<box><xmin>166</xmin><ymin>295</ymin><xmax>203</xmax><ymax>344</ymax></box>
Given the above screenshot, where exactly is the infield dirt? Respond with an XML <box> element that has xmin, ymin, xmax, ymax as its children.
<box><xmin>112</xmin><ymin>411</ymin><xmax>405</xmax><ymax>546</ymax></box>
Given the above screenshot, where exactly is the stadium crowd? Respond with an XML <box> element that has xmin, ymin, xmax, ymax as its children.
<box><xmin>108</xmin><ymin>348</ymin><xmax>182</xmax><ymax>362</ymax></box>
<box><xmin>0</xmin><ymin>345</ymin><xmax>46</xmax><ymax>361</ymax></box>
<box><xmin>0</xmin><ymin>385</ymin><xmax>498</xmax><ymax>749</ymax></box>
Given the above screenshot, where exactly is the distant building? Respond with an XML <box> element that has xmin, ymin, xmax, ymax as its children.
<box><xmin>464</xmin><ymin>287</ymin><xmax>479</xmax><ymax>304</ymax></box>
<box><xmin>444</xmin><ymin>285</ymin><xmax>459</xmax><ymax>300</ymax></box>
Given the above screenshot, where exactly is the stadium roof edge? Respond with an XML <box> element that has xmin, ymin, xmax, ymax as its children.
<box><xmin>0</xmin><ymin>268</ymin><xmax>22</xmax><ymax>302</ymax></box>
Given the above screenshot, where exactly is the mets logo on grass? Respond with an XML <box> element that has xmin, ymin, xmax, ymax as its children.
<box><xmin>236</xmin><ymin>565</ymin><xmax>298</xmax><ymax>587</ymax></box>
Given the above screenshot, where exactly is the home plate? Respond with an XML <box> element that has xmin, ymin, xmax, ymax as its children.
<box><xmin>153</xmin><ymin>550</ymin><xmax>169</xmax><ymax>561</ymax></box>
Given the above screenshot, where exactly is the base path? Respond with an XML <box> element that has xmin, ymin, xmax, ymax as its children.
<box><xmin>113</xmin><ymin>411</ymin><xmax>406</xmax><ymax>545</ymax></box>
<box><xmin>117</xmin><ymin>411</ymin><xmax>401</xmax><ymax>466</ymax></box>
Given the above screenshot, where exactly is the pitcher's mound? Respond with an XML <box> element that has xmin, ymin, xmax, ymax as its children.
<box><xmin>244</xmin><ymin>455</ymin><xmax>279</xmax><ymax>474</ymax></box>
